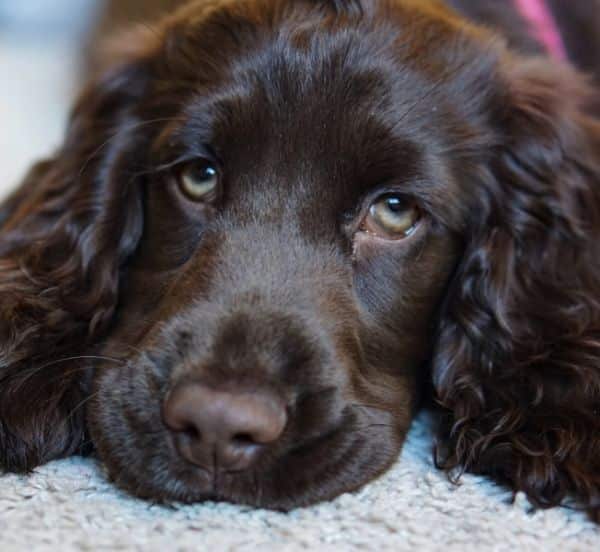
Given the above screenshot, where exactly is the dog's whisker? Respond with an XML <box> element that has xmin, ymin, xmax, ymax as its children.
<box><xmin>76</xmin><ymin>116</ymin><xmax>185</xmax><ymax>179</ymax></box>
<box><xmin>66</xmin><ymin>390</ymin><xmax>103</xmax><ymax>421</ymax></box>
<box><xmin>347</xmin><ymin>402</ymin><xmax>386</xmax><ymax>412</ymax></box>
<box><xmin>4</xmin><ymin>355</ymin><xmax>128</xmax><ymax>392</ymax></box>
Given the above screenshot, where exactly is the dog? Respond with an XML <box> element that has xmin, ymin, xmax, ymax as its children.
<box><xmin>1</xmin><ymin>0</ymin><xmax>599</xmax><ymax>519</ymax></box>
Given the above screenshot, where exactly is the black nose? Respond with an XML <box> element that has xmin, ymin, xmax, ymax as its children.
<box><xmin>163</xmin><ymin>383</ymin><xmax>287</xmax><ymax>472</ymax></box>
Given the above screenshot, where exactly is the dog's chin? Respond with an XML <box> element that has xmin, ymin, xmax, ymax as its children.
<box><xmin>89</xmin><ymin>407</ymin><xmax>405</xmax><ymax>510</ymax></box>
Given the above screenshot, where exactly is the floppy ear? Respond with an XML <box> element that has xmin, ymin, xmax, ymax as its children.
<box><xmin>433</xmin><ymin>58</ymin><xmax>600</xmax><ymax>521</ymax></box>
<box><xmin>0</xmin><ymin>51</ymin><xmax>154</xmax><ymax>472</ymax></box>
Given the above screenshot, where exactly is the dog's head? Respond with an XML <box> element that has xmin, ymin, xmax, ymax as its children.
<box><xmin>1</xmin><ymin>0</ymin><xmax>599</xmax><ymax>513</ymax></box>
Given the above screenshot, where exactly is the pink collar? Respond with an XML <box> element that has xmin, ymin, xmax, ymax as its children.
<box><xmin>513</xmin><ymin>0</ymin><xmax>567</xmax><ymax>61</ymax></box>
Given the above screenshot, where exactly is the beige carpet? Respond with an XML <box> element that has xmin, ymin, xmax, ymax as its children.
<box><xmin>1</xmin><ymin>414</ymin><xmax>598</xmax><ymax>551</ymax></box>
<box><xmin>1</xmin><ymin>27</ymin><xmax>599</xmax><ymax>552</ymax></box>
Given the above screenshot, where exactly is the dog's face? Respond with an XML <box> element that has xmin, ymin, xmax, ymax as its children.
<box><xmin>87</xmin><ymin>0</ymin><xmax>483</xmax><ymax>507</ymax></box>
<box><xmin>3</xmin><ymin>0</ymin><xmax>599</xmax><ymax>518</ymax></box>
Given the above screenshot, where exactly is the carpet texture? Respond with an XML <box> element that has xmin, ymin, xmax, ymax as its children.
<box><xmin>1</xmin><ymin>413</ymin><xmax>598</xmax><ymax>551</ymax></box>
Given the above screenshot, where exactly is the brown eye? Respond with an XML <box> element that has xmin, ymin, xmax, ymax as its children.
<box><xmin>363</xmin><ymin>194</ymin><xmax>420</xmax><ymax>239</ymax></box>
<box><xmin>178</xmin><ymin>160</ymin><xmax>219</xmax><ymax>201</ymax></box>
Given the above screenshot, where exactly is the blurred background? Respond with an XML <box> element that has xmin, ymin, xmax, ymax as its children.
<box><xmin>0</xmin><ymin>0</ymin><xmax>100</xmax><ymax>195</ymax></box>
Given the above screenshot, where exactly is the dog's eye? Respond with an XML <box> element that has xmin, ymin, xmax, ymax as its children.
<box><xmin>362</xmin><ymin>194</ymin><xmax>420</xmax><ymax>239</ymax></box>
<box><xmin>177</xmin><ymin>160</ymin><xmax>219</xmax><ymax>201</ymax></box>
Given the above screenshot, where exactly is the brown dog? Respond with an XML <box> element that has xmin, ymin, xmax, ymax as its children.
<box><xmin>1</xmin><ymin>0</ymin><xmax>599</xmax><ymax>519</ymax></box>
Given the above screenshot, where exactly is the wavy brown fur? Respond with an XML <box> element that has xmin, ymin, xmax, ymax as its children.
<box><xmin>0</xmin><ymin>0</ymin><xmax>599</xmax><ymax>519</ymax></box>
<box><xmin>0</xmin><ymin>57</ymin><xmax>148</xmax><ymax>471</ymax></box>
<box><xmin>433</xmin><ymin>59</ymin><xmax>600</xmax><ymax>521</ymax></box>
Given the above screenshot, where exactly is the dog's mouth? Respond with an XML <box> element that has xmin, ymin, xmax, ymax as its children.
<box><xmin>158</xmin><ymin>414</ymin><xmax>399</xmax><ymax>510</ymax></box>
<box><xmin>91</xmin><ymin>377</ymin><xmax>404</xmax><ymax>510</ymax></box>
<box><xmin>89</xmin><ymin>316</ymin><xmax>411</xmax><ymax>509</ymax></box>
<box><xmin>169</xmin><ymin>421</ymin><xmax>351</xmax><ymax>505</ymax></box>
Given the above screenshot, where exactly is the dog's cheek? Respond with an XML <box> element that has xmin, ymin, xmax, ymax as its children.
<box><xmin>86</xmin><ymin>360</ymin><xmax>169</xmax><ymax>491</ymax></box>
<box><xmin>353</xmin><ymin>230</ymin><xmax>460</xmax><ymax>369</ymax></box>
<box><xmin>134</xmin><ymin>180</ymin><xmax>207</xmax><ymax>271</ymax></box>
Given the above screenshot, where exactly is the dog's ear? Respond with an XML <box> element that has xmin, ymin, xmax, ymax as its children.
<box><xmin>433</xmin><ymin>57</ymin><xmax>600</xmax><ymax>521</ymax></box>
<box><xmin>0</xmin><ymin>41</ymin><xmax>158</xmax><ymax>472</ymax></box>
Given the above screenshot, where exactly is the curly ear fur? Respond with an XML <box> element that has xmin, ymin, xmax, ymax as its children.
<box><xmin>0</xmin><ymin>53</ymin><xmax>155</xmax><ymax>472</ymax></box>
<box><xmin>433</xmin><ymin>58</ymin><xmax>600</xmax><ymax>521</ymax></box>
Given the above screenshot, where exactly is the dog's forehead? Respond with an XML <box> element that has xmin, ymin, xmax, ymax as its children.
<box><xmin>153</xmin><ymin>0</ymin><xmax>498</xmax><ymax>224</ymax></box>
<box><xmin>174</xmin><ymin>60</ymin><xmax>425</xmax><ymax>223</ymax></box>
<box><xmin>176</xmin><ymin>5</ymin><xmax>490</xmax><ymax>124</ymax></box>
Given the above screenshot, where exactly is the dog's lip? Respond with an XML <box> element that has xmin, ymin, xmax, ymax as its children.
<box><xmin>138</xmin><ymin>392</ymin><xmax>389</xmax><ymax>506</ymax></box>
<box><xmin>145</xmin><ymin>408</ymin><xmax>397</xmax><ymax>508</ymax></box>
<box><xmin>284</xmin><ymin>421</ymin><xmax>346</xmax><ymax>457</ymax></box>
<box><xmin>168</xmin><ymin>421</ymin><xmax>344</xmax><ymax>478</ymax></box>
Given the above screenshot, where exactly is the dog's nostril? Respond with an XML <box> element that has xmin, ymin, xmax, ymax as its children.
<box><xmin>163</xmin><ymin>382</ymin><xmax>287</xmax><ymax>471</ymax></box>
<box><xmin>181</xmin><ymin>424</ymin><xmax>201</xmax><ymax>441</ymax></box>
<box><xmin>232</xmin><ymin>433</ymin><xmax>256</xmax><ymax>447</ymax></box>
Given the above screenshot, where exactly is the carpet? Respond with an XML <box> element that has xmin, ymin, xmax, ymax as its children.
<box><xmin>1</xmin><ymin>413</ymin><xmax>598</xmax><ymax>551</ymax></box>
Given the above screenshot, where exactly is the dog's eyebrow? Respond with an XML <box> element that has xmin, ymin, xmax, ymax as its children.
<box><xmin>148</xmin><ymin>82</ymin><xmax>255</xmax><ymax>160</ymax></box>
<box><xmin>149</xmin><ymin>116</ymin><xmax>216</xmax><ymax>169</ymax></box>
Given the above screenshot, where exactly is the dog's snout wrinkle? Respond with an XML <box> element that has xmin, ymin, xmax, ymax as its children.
<box><xmin>163</xmin><ymin>382</ymin><xmax>287</xmax><ymax>472</ymax></box>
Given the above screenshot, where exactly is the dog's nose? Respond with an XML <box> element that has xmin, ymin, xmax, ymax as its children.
<box><xmin>163</xmin><ymin>383</ymin><xmax>287</xmax><ymax>472</ymax></box>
